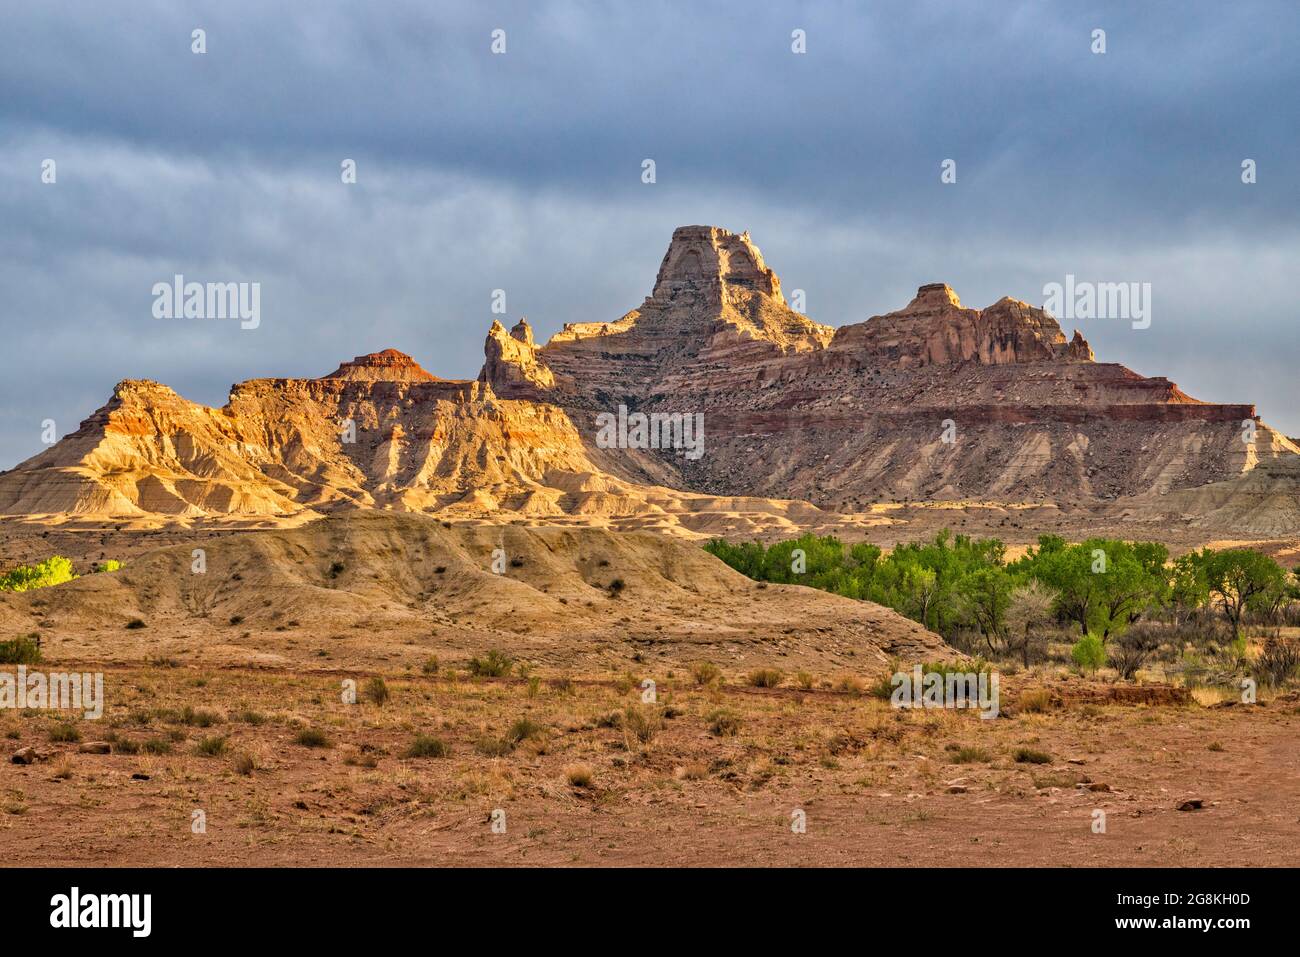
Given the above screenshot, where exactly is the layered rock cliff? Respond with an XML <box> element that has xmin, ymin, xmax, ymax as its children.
<box><xmin>2</xmin><ymin>224</ymin><xmax>1296</xmax><ymax>535</ymax></box>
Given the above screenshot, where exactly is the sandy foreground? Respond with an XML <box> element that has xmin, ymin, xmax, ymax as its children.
<box><xmin>2</xmin><ymin>664</ymin><xmax>1298</xmax><ymax>867</ymax></box>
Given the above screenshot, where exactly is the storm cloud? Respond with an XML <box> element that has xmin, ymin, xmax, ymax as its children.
<box><xmin>2</xmin><ymin>0</ymin><xmax>1298</xmax><ymax>468</ymax></box>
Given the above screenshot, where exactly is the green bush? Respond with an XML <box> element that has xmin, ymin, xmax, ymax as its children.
<box><xmin>702</xmin><ymin>531</ymin><xmax>1285</xmax><ymax>650</ymax></box>
<box><xmin>0</xmin><ymin>556</ymin><xmax>77</xmax><ymax>592</ymax></box>
<box><xmin>1070</xmin><ymin>634</ymin><xmax>1106</xmax><ymax>674</ymax></box>
<box><xmin>92</xmin><ymin>560</ymin><xmax>122</xmax><ymax>573</ymax></box>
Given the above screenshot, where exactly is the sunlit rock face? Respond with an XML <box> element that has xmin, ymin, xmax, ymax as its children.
<box><xmin>1</xmin><ymin>225</ymin><xmax>1291</xmax><ymax>531</ymax></box>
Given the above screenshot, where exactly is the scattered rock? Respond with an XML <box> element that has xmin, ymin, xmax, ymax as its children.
<box><xmin>78</xmin><ymin>741</ymin><xmax>111</xmax><ymax>754</ymax></box>
<box><xmin>947</xmin><ymin>784</ymin><xmax>969</xmax><ymax>794</ymax></box>
<box><xmin>11</xmin><ymin>747</ymin><xmax>41</xmax><ymax>764</ymax></box>
<box><xmin>1177</xmin><ymin>799</ymin><xmax>1205</xmax><ymax>811</ymax></box>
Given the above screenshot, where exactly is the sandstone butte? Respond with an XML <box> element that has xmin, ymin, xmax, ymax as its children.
<box><xmin>3</xmin><ymin>224</ymin><xmax>1299</xmax><ymax>538</ymax></box>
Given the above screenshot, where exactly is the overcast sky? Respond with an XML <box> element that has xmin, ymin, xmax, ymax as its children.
<box><xmin>2</xmin><ymin>0</ymin><xmax>1298</xmax><ymax>468</ymax></box>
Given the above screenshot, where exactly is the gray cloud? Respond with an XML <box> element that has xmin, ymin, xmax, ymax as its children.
<box><xmin>2</xmin><ymin>0</ymin><xmax>1298</xmax><ymax>468</ymax></box>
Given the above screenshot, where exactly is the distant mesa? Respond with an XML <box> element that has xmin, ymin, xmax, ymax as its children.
<box><xmin>324</xmin><ymin>349</ymin><xmax>440</xmax><ymax>382</ymax></box>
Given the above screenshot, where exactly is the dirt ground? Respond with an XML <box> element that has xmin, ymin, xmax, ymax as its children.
<box><xmin>2</xmin><ymin>514</ymin><xmax>1299</xmax><ymax>868</ymax></box>
<box><xmin>2</xmin><ymin>663</ymin><xmax>1298</xmax><ymax>867</ymax></box>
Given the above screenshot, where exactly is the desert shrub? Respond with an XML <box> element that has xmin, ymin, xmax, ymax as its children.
<box><xmin>505</xmin><ymin>717</ymin><xmax>545</xmax><ymax>745</ymax></box>
<box><xmin>125</xmin><ymin>618</ymin><xmax>147</xmax><ymax>630</ymax></box>
<box><xmin>1070</xmin><ymin>635</ymin><xmax>1106</xmax><ymax>674</ymax></box>
<box><xmin>469</xmin><ymin>649</ymin><xmax>514</xmax><ymax>678</ymax></box>
<box><xmin>706</xmin><ymin>709</ymin><xmax>741</xmax><ymax>737</ymax></box>
<box><xmin>92</xmin><ymin>559</ymin><xmax>122</xmax><ymax>573</ymax></box>
<box><xmin>1017</xmin><ymin>689</ymin><xmax>1053</xmax><ymax>713</ymax></box>
<box><xmin>690</xmin><ymin>661</ymin><xmax>721</xmax><ymax>686</ymax></box>
<box><xmin>564</xmin><ymin>763</ymin><xmax>594</xmax><ymax>788</ymax></box>
<box><xmin>328</xmin><ymin>561</ymin><xmax>345</xmax><ymax>578</ymax></box>
<box><xmin>623</xmin><ymin>705</ymin><xmax>660</xmax><ymax>745</ymax></box>
<box><xmin>0</xmin><ymin>634</ymin><xmax>42</xmax><ymax>665</ymax></box>
<box><xmin>746</xmin><ymin>668</ymin><xmax>783</xmax><ymax>688</ymax></box>
<box><xmin>404</xmin><ymin>734</ymin><xmax>449</xmax><ymax>758</ymax></box>
<box><xmin>294</xmin><ymin>728</ymin><xmax>330</xmax><ymax>748</ymax></box>
<box><xmin>866</xmin><ymin>673</ymin><xmax>894</xmax><ymax>699</ymax></box>
<box><xmin>363</xmin><ymin>676</ymin><xmax>391</xmax><ymax>706</ymax></box>
<box><xmin>141</xmin><ymin>738</ymin><xmax>172</xmax><ymax>755</ymax></box>
<box><xmin>1108</xmin><ymin>626</ymin><xmax>1163</xmax><ymax>681</ymax></box>
<box><xmin>1254</xmin><ymin>633</ymin><xmax>1300</xmax><ymax>687</ymax></box>
<box><xmin>676</xmin><ymin>762</ymin><xmax>708</xmax><ymax>781</ymax></box>
<box><xmin>607</xmin><ymin>578</ymin><xmax>626</xmax><ymax>596</ymax></box>
<box><xmin>826</xmin><ymin>732</ymin><xmax>863</xmax><ymax>756</ymax></box>
<box><xmin>421</xmin><ymin>656</ymin><xmax>440</xmax><ymax>676</ymax></box>
<box><xmin>1162</xmin><ymin>614</ymin><xmax>1235</xmax><ymax>651</ymax></box>
<box><xmin>950</xmin><ymin>746</ymin><xmax>991</xmax><ymax>764</ymax></box>
<box><xmin>48</xmin><ymin>723</ymin><xmax>80</xmax><ymax>743</ymax></box>
<box><xmin>0</xmin><ymin>556</ymin><xmax>77</xmax><ymax>592</ymax></box>
<box><xmin>1276</xmin><ymin>602</ymin><xmax>1300</xmax><ymax>628</ymax></box>
<box><xmin>1013</xmin><ymin>747</ymin><xmax>1052</xmax><ymax>765</ymax></box>
<box><xmin>795</xmin><ymin>671</ymin><xmax>814</xmax><ymax>690</ymax></box>
<box><xmin>549</xmin><ymin>676</ymin><xmax>576</xmax><ymax>695</ymax></box>
<box><xmin>236</xmin><ymin>709</ymin><xmax>266</xmax><ymax>725</ymax></box>
<box><xmin>233</xmin><ymin>753</ymin><xmax>257</xmax><ymax>775</ymax></box>
<box><xmin>194</xmin><ymin>735</ymin><xmax>228</xmax><ymax>756</ymax></box>
<box><xmin>178</xmin><ymin>706</ymin><xmax>220</xmax><ymax>727</ymax></box>
<box><xmin>473</xmin><ymin>736</ymin><xmax>512</xmax><ymax>757</ymax></box>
